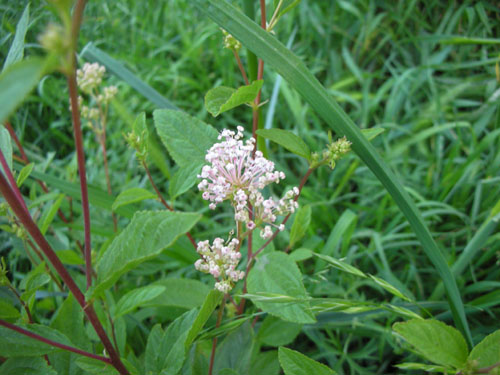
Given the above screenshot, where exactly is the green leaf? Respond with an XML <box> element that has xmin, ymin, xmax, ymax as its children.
<box><xmin>278</xmin><ymin>347</ymin><xmax>335</xmax><ymax>375</ymax></box>
<box><xmin>193</xmin><ymin>0</ymin><xmax>472</xmax><ymax>345</ymax></box>
<box><xmin>272</xmin><ymin>0</ymin><xmax>302</xmax><ymax>24</ymax></box>
<box><xmin>0</xmin><ymin>127</ymin><xmax>13</xmax><ymax>174</ymax></box>
<box><xmin>395</xmin><ymin>362</ymin><xmax>450</xmax><ymax>373</ymax></box>
<box><xmin>16</xmin><ymin>162</ymin><xmax>34</xmax><ymax>187</ymax></box>
<box><xmin>0</xmin><ymin>58</ymin><xmax>46</xmax><ymax>124</ymax></box>
<box><xmin>214</xmin><ymin>322</ymin><xmax>254</xmax><ymax>375</ymax></box>
<box><xmin>0</xmin><ymin>357</ymin><xmax>57</xmax><ymax>375</ymax></box>
<box><xmin>75</xmin><ymin>357</ymin><xmax>118</xmax><ymax>375</ymax></box>
<box><xmin>111</xmin><ymin>188</ymin><xmax>157</xmax><ymax>211</ymax></box>
<box><xmin>114</xmin><ymin>285</ymin><xmax>167</xmax><ymax>318</ymax></box>
<box><xmin>368</xmin><ymin>275</ymin><xmax>411</xmax><ymax>301</ymax></box>
<box><xmin>256</xmin><ymin>128</ymin><xmax>311</xmax><ymax>160</ymax></box>
<box><xmin>468</xmin><ymin>329</ymin><xmax>500</xmax><ymax>370</ymax></box>
<box><xmin>185</xmin><ymin>290</ymin><xmax>223</xmax><ymax>348</ymax></box>
<box><xmin>150</xmin><ymin>278</ymin><xmax>211</xmax><ymax>310</ymax></box>
<box><xmin>251</xmin><ymin>350</ymin><xmax>280</xmax><ymax>375</ymax></box>
<box><xmin>21</xmin><ymin>262</ymin><xmax>50</xmax><ymax>292</ymax></box>
<box><xmin>169</xmin><ymin>162</ymin><xmax>202</xmax><ymax>201</ymax></box>
<box><xmin>289</xmin><ymin>205</ymin><xmax>311</xmax><ymax>247</ymax></box>
<box><xmin>55</xmin><ymin>250</ymin><xmax>84</xmax><ymax>265</ymax></box>
<box><xmin>313</xmin><ymin>253</ymin><xmax>366</xmax><ymax>278</ymax></box>
<box><xmin>393</xmin><ymin>319</ymin><xmax>468</xmax><ymax>368</ymax></box>
<box><xmin>288</xmin><ymin>248</ymin><xmax>312</xmax><ymax>262</ymax></box>
<box><xmin>361</xmin><ymin>127</ymin><xmax>385</xmax><ymax>141</ymax></box>
<box><xmin>3</xmin><ymin>4</ymin><xmax>29</xmax><ymax>71</ymax></box>
<box><xmin>39</xmin><ymin>193</ymin><xmax>65</xmax><ymax>235</ymax></box>
<box><xmin>154</xmin><ymin>109</ymin><xmax>219</xmax><ymax>167</ymax></box>
<box><xmin>0</xmin><ymin>324</ymin><xmax>71</xmax><ymax>357</ymax></box>
<box><xmin>205</xmin><ymin>80</ymin><xmax>263</xmax><ymax>117</ymax></box>
<box><xmin>0</xmin><ymin>299</ymin><xmax>20</xmax><ymax>319</ymax></box>
<box><xmin>94</xmin><ymin>211</ymin><xmax>201</xmax><ymax>297</ymax></box>
<box><xmin>247</xmin><ymin>252</ymin><xmax>315</xmax><ymax>324</ymax></box>
<box><xmin>257</xmin><ymin>316</ymin><xmax>302</xmax><ymax>347</ymax></box>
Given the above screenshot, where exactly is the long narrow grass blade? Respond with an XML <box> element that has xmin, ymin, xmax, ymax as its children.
<box><xmin>193</xmin><ymin>0</ymin><xmax>472</xmax><ymax>346</ymax></box>
<box><xmin>80</xmin><ymin>43</ymin><xmax>179</xmax><ymax>110</ymax></box>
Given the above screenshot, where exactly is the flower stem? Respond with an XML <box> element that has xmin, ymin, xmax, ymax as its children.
<box><xmin>0</xmin><ymin>319</ymin><xmax>112</xmax><ymax>364</ymax></box>
<box><xmin>233</xmin><ymin>49</ymin><xmax>249</xmax><ymax>85</ymax></box>
<box><xmin>208</xmin><ymin>296</ymin><xmax>226</xmax><ymax>375</ymax></box>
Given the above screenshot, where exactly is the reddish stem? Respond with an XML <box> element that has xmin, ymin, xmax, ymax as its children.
<box><xmin>208</xmin><ymin>296</ymin><xmax>226</xmax><ymax>375</ymax></box>
<box><xmin>0</xmin><ymin>319</ymin><xmax>112</xmax><ymax>364</ymax></box>
<box><xmin>233</xmin><ymin>49</ymin><xmax>249</xmax><ymax>85</ymax></box>
<box><xmin>142</xmin><ymin>161</ymin><xmax>198</xmax><ymax>250</ymax></box>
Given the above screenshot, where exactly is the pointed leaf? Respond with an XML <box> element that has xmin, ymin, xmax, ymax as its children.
<box><xmin>0</xmin><ymin>299</ymin><xmax>20</xmax><ymax>319</ymax></box>
<box><xmin>395</xmin><ymin>362</ymin><xmax>450</xmax><ymax>373</ymax></box>
<box><xmin>257</xmin><ymin>316</ymin><xmax>302</xmax><ymax>347</ymax></box>
<box><xmin>112</xmin><ymin>188</ymin><xmax>157</xmax><ymax>211</ymax></box>
<box><xmin>0</xmin><ymin>127</ymin><xmax>13</xmax><ymax>174</ymax></box>
<box><xmin>313</xmin><ymin>253</ymin><xmax>366</xmax><ymax>278</ymax></box>
<box><xmin>257</xmin><ymin>128</ymin><xmax>311</xmax><ymax>160</ymax></box>
<box><xmin>3</xmin><ymin>4</ymin><xmax>30</xmax><ymax>71</ymax></box>
<box><xmin>247</xmin><ymin>252</ymin><xmax>315</xmax><ymax>324</ymax></box>
<box><xmin>393</xmin><ymin>319</ymin><xmax>468</xmax><ymax>368</ymax></box>
<box><xmin>185</xmin><ymin>290</ymin><xmax>223</xmax><ymax>348</ymax></box>
<box><xmin>205</xmin><ymin>80</ymin><xmax>263</xmax><ymax>117</ymax></box>
<box><xmin>16</xmin><ymin>162</ymin><xmax>34</xmax><ymax>187</ymax></box>
<box><xmin>278</xmin><ymin>347</ymin><xmax>335</xmax><ymax>375</ymax></box>
<box><xmin>114</xmin><ymin>285</ymin><xmax>167</xmax><ymax>318</ymax></box>
<box><xmin>154</xmin><ymin>109</ymin><xmax>219</xmax><ymax>167</ymax></box>
<box><xmin>361</xmin><ymin>127</ymin><xmax>385</xmax><ymax>141</ymax></box>
<box><xmin>0</xmin><ymin>58</ymin><xmax>46</xmax><ymax>123</ymax></box>
<box><xmin>94</xmin><ymin>211</ymin><xmax>201</xmax><ymax>297</ymax></box>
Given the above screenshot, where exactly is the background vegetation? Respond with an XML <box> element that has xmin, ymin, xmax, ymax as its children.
<box><xmin>1</xmin><ymin>0</ymin><xmax>499</xmax><ymax>374</ymax></box>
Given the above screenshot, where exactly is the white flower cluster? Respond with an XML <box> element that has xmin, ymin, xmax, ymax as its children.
<box><xmin>77</xmin><ymin>63</ymin><xmax>105</xmax><ymax>93</ymax></box>
<box><xmin>195</xmin><ymin>238</ymin><xmax>245</xmax><ymax>293</ymax></box>
<box><xmin>197</xmin><ymin>127</ymin><xmax>299</xmax><ymax>239</ymax></box>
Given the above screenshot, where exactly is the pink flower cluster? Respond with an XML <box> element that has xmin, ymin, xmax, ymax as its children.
<box><xmin>197</xmin><ymin>126</ymin><xmax>299</xmax><ymax>239</ymax></box>
<box><xmin>194</xmin><ymin>238</ymin><xmax>245</xmax><ymax>293</ymax></box>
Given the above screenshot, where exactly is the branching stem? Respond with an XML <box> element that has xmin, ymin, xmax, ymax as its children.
<box><xmin>208</xmin><ymin>296</ymin><xmax>226</xmax><ymax>375</ymax></box>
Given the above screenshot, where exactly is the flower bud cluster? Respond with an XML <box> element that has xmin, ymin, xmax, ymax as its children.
<box><xmin>323</xmin><ymin>136</ymin><xmax>351</xmax><ymax>169</ymax></box>
<box><xmin>195</xmin><ymin>238</ymin><xmax>245</xmax><ymax>293</ymax></box>
<box><xmin>77</xmin><ymin>63</ymin><xmax>105</xmax><ymax>94</ymax></box>
<box><xmin>197</xmin><ymin>127</ymin><xmax>299</xmax><ymax>239</ymax></box>
<box><xmin>221</xmin><ymin>29</ymin><xmax>241</xmax><ymax>51</ymax></box>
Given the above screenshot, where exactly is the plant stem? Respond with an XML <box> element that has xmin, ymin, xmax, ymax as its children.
<box><xmin>0</xmin><ymin>319</ymin><xmax>112</xmax><ymax>364</ymax></box>
<box><xmin>141</xmin><ymin>160</ymin><xmax>198</xmax><ymax>250</ymax></box>
<box><xmin>233</xmin><ymin>50</ymin><xmax>249</xmax><ymax>85</ymax></box>
<box><xmin>0</xmin><ymin>159</ymin><xmax>127</xmax><ymax>375</ymax></box>
<box><xmin>208</xmin><ymin>296</ymin><xmax>226</xmax><ymax>375</ymax></box>
<box><xmin>0</xmin><ymin>148</ymin><xmax>29</xmax><ymax>215</ymax></box>
<box><xmin>6</xmin><ymin>285</ymin><xmax>33</xmax><ymax>323</ymax></box>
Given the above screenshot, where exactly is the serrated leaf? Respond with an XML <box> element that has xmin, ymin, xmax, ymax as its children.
<box><xmin>289</xmin><ymin>205</ymin><xmax>311</xmax><ymax>247</ymax></box>
<box><xmin>361</xmin><ymin>127</ymin><xmax>385</xmax><ymax>141</ymax></box>
<box><xmin>0</xmin><ymin>324</ymin><xmax>71</xmax><ymax>357</ymax></box>
<box><xmin>114</xmin><ymin>285</ymin><xmax>167</xmax><ymax>318</ymax></box>
<box><xmin>0</xmin><ymin>127</ymin><xmax>13</xmax><ymax>174</ymax></box>
<box><xmin>0</xmin><ymin>299</ymin><xmax>20</xmax><ymax>319</ymax></box>
<box><xmin>205</xmin><ymin>80</ymin><xmax>263</xmax><ymax>116</ymax></box>
<box><xmin>468</xmin><ymin>329</ymin><xmax>500</xmax><ymax>370</ymax></box>
<box><xmin>247</xmin><ymin>252</ymin><xmax>315</xmax><ymax>324</ymax></box>
<box><xmin>169</xmin><ymin>162</ymin><xmax>202</xmax><ymax>200</ymax></box>
<box><xmin>0</xmin><ymin>58</ymin><xmax>46</xmax><ymax>124</ymax></box>
<box><xmin>393</xmin><ymin>319</ymin><xmax>468</xmax><ymax>368</ymax></box>
<box><xmin>278</xmin><ymin>347</ymin><xmax>335</xmax><ymax>375</ymax></box>
<box><xmin>0</xmin><ymin>356</ymin><xmax>57</xmax><ymax>375</ymax></box>
<box><xmin>112</xmin><ymin>187</ymin><xmax>157</xmax><ymax>211</ymax></box>
<box><xmin>154</xmin><ymin>109</ymin><xmax>218</xmax><ymax>167</ymax></box>
<box><xmin>16</xmin><ymin>162</ymin><xmax>34</xmax><ymax>187</ymax></box>
<box><xmin>3</xmin><ymin>4</ymin><xmax>29</xmax><ymax>71</ymax></box>
<box><xmin>185</xmin><ymin>290</ymin><xmax>223</xmax><ymax>349</ymax></box>
<box><xmin>369</xmin><ymin>275</ymin><xmax>411</xmax><ymax>301</ymax></box>
<box><xmin>313</xmin><ymin>253</ymin><xmax>366</xmax><ymax>278</ymax></box>
<box><xmin>257</xmin><ymin>316</ymin><xmax>302</xmax><ymax>347</ymax></box>
<box><xmin>94</xmin><ymin>211</ymin><xmax>201</xmax><ymax>297</ymax></box>
<box><xmin>256</xmin><ymin>128</ymin><xmax>311</xmax><ymax>160</ymax></box>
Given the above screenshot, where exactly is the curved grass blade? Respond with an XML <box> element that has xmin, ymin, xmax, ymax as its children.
<box><xmin>192</xmin><ymin>0</ymin><xmax>472</xmax><ymax>346</ymax></box>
